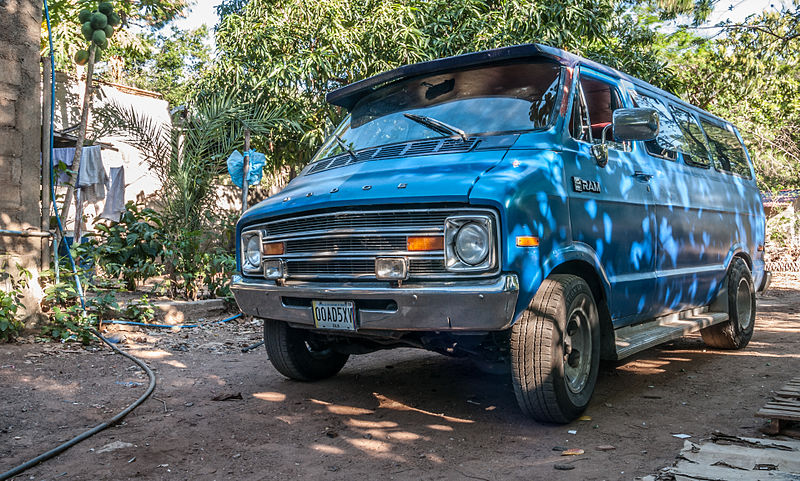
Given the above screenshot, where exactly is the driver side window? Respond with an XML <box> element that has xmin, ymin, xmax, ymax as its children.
<box><xmin>569</xmin><ymin>74</ymin><xmax>623</xmax><ymax>144</ymax></box>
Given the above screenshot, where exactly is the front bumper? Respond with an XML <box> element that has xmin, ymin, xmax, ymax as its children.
<box><xmin>231</xmin><ymin>274</ymin><xmax>520</xmax><ymax>332</ymax></box>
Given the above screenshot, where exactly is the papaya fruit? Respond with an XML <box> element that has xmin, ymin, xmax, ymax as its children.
<box><xmin>90</xmin><ymin>12</ymin><xmax>108</xmax><ymax>30</ymax></box>
<box><xmin>78</xmin><ymin>9</ymin><xmax>92</xmax><ymax>23</ymax></box>
<box><xmin>107</xmin><ymin>11</ymin><xmax>121</xmax><ymax>27</ymax></box>
<box><xmin>92</xmin><ymin>29</ymin><xmax>107</xmax><ymax>47</ymax></box>
<box><xmin>98</xmin><ymin>2</ymin><xmax>114</xmax><ymax>15</ymax></box>
<box><xmin>74</xmin><ymin>49</ymin><xmax>89</xmax><ymax>66</ymax></box>
<box><xmin>81</xmin><ymin>21</ymin><xmax>93</xmax><ymax>41</ymax></box>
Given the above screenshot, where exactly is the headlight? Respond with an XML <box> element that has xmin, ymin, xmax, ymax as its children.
<box><xmin>243</xmin><ymin>233</ymin><xmax>262</xmax><ymax>271</ymax></box>
<box><xmin>444</xmin><ymin>215</ymin><xmax>495</xmax><ymax>272</ymax></box>
<box><xmin>455</xmin><ymin>222</ymin><xmax>490</xmax><ymax>265</ymax></box>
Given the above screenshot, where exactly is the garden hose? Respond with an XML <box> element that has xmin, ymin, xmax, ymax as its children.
<box><xmin>0</xmin><ymin>3</ymin><xmax>157</xmax><ymax>480</ymax></box>
<box><xmin>0</xmin><ymin>328</ymin><xmax>156</xmax><ymax>481</ymax></box>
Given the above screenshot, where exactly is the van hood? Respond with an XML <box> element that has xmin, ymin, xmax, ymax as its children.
<box><xmin>238</xmin><ymin>150</ymin><xmax>508</xmax><ymax>226</ymax></box>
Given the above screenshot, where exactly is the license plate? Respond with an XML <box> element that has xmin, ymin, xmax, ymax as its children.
<box><xmin>312</xmin><ymin>300</ymin><xmax>357</xmax><ymax>331</ymax></box>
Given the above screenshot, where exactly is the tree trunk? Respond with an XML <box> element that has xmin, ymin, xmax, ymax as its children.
<box><xmin>60</xmin><ymin>45</ymin><xmax>96</xmax><ymax>243</ymax></box>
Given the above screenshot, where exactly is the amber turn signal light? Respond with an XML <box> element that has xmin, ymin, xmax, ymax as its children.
<box><xmin>516</xmin><ymin>236</ymin><xmax>539</xmax><ymax>247</ymax></box>
<box><xmin>407</xmin><ymin>236</ymin><xmax>444</xmax><ymax>251</ymax></box>
<box><xmin>262</xmin><ymin>241</ymin><xmax>285</xmax><ymax>256</ymax></box>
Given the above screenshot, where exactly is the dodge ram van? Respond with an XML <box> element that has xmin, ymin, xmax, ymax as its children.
<box><xmin>231</xmin><ymin>44</ymin><xmax>770</xmax><ymax>423</ymax></box>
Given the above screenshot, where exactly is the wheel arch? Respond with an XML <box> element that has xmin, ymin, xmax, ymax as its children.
<box><xmin>548</xmin><ymin>260</ymin><xmax>616</xmax><ymax>361</ymax></box>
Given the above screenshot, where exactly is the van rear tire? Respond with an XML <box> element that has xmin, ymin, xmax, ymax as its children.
<box><xmin>701</xmin><ymin>257</ymin><xmax>755</xmax><ymax>349</ymax></box>
<box><xmin>264</xmin><ymin>319</ymin><xmax>349</xmax><ymax>381</ymax></box>
<box><xmin>510</xmin><ymin>275</ymin><xmax>600</xmax><ymax>423</ymax></box>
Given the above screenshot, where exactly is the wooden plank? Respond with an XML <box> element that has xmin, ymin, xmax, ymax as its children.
<box><xmin>756</xmin><ymin>409</ymin><xmax>800</xmax><ymax>421</ymax></box>
<box><xmin>760</xmin><ymin>403</ymin><xmax>800</xmax><ymax>412</ymax></box>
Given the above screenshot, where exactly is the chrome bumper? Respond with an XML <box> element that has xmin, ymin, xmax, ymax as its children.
<box><xmin>230</xmin><ymin>274</ymin><xmax>520</xmax><ymax>332</ymax></box>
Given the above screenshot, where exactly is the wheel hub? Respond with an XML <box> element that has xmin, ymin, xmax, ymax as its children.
<box><xmin>564</xmin><ymin>304</ymin><xmax>592</xmax><ymax>394</ymax></box>
<box><xmin>736</xmin><ymin>278</ymin><xmax>753</xmax><ymax>330</ymax></box>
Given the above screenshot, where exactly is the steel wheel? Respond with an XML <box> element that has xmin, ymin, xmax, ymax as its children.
<box><xmin>564</xmin><ymin>304</ymin><xmax>593</xmax><ymax>395</ymax></box>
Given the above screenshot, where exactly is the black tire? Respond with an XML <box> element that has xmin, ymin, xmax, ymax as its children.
<box><xmin>263</xmin><ymin>319</ymin><xmax>349</xmax><ymax>381</ymax></box>
<box><xmin>510</xmin><ymin>274</ymin><xmax>600</xmax><ymax>423</ymax></box>
<box><xmin>701</xmin><ymin>257</ymin><xmax>755</xmax><ymax>349</ymax></box>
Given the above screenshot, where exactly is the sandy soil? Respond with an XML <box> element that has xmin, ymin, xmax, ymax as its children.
<box><xmin>1</xmin><ymin>272</ymin><xmax>799</xmax><ymax>481</ymax></box>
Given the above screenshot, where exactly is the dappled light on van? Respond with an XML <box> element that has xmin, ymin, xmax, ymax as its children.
<box><xmin>232</xmin><ymin>43</ymin><xmax>768</xmax><ymax>424</ymax></box>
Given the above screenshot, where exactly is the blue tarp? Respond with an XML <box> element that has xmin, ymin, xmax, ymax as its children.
<box><xmin>227</xmin><ymin>149</ymin><xmax>266</xmax><ymax>189</ymax></box>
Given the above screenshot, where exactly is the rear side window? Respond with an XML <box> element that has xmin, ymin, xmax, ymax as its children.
<box><xmin>700</xmin><ymin>120</ymin><xmax>752</xmax><ymax>178</ymax></box>
<box><xmin>670</xmin><ymin>107</ymin><xmax>711</xmax><ymax>167</ymax></box>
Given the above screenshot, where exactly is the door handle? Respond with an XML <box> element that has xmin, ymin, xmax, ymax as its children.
<box><xmin>633</xmin><ymin>171</ymin><xmax>653</xmax><ymax>182</ymax></box>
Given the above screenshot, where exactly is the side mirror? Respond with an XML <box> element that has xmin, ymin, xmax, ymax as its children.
<box><xmin>612</xmin><ymin>108</ymin><xmax>659</xmax><ymax>141</ymax></box>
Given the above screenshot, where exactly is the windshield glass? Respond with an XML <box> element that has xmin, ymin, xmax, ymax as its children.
<box><xmin>312</xmin><ymin>60</ymin><xmax>562</xmax><ymax>162</ymax></box>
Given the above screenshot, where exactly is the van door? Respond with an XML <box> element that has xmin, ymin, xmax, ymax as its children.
<box><xmin>562</xmin><ymin>68</ymin><xmax>658</xmax><ymax>324</ymax></box>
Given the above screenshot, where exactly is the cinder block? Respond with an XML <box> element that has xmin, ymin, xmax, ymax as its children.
<box><xmin>0</xmin><ymin>98</ymin><xmax>15</xmax><ymax>126</ymax></box>
<box><xmin>0</xmin><ymin>183</ymin><xmax>21</xmax><ymax>205</ymax></box>
<box><xmin>0</xmin><ymin>58</ymin><xmax>21</xmax><ymax>86</ymax></box>
<box><xmin>0</xmin><ymin>128</ymin><xmax>21</xmax><ymax>156</ymax></box>
<box><xmin>0</xmin><ymin>82</ymin><xmax>19</xmax><ymax>101</ymax></box>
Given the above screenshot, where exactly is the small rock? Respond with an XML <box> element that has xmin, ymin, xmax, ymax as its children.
<box><xmin>184</xmin><ymin>402</ymin><xmax>194</xmax><ymax>407</ymax></box>
<box><xmin>552</xmin><ymin>446</ymin><xmax>567</xmax><ymax>451</ymax></box>
<box><xmin>96</xmin><ymin>441</ymin><xmax>134</xmax><ymax>454</ymax></box>
<box><xmin>325</xmin><ymin>430</ymin><xmax>339</xmax><ymax>438</ymax></box>
<box><xmin>554</xmin><ymin>464</ymin><xmax>575</xmax><ymax>471</ymax></box>
<box><xmin>596</xmin><ymin>445</ymin><xmax>616</xmax><ymax>451</ymax></box>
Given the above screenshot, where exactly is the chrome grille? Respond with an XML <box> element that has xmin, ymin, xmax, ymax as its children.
<box><xmin>264</xmin><ymin>211</ymin><xmax>451</xmax><ymax>238</ymax></box>
<box><xmin>285</xmin><ymin>236</ymin><xmax>407</xmax><ymax>254</ymax></box>
<box><xmin>244</xmin><ymin>208</ymin><xmax>499</xmax><ymax>280</ymax></box>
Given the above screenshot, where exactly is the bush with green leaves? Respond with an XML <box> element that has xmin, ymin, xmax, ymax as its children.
<box><xmin>77</xmin><ymin>201</ymin><xmax>165</xmax><ymax>290</ymax></box>
<box><xmin>40</xmin><ymin>270</ymin><xmax>97</xmax><ymax>344</ymax></box>
<box><xmin>0</xmin><ymin>266</ymin><xmax>30</xmax><ymax>342</ymax></box>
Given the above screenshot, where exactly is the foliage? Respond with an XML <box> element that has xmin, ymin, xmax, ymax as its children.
<box><xmin>0</xmin><ymin>266</ymin><xmax>31</xmax><ymax>342</ymax></box>
<box><xmin>40</xmin><ymin>270</ymin><xmax>97</xmax><ymax>343</ymax></box>
<box><xmin>664</xmin><ymin>2</ymin><xmax>800</xmax><ymax>191</ymax></box>
<box><xmin>119</xmin><ymin>26</ymin><xmax>212</xmax><ymax>106</ymax></box>
<box><xmin>106</xmin><ymin>94</ymin><xmax>297</xmax><ymax>234</ymax></box>
<box><xmin>122</xmin><ymin>295</ymin><xmax>155</xmax><ymax>323</ymax></box>
<box><xmin>206</xmin><ymin>0</ymin><xmax>675</xmax><ymax>171</ymax></box>
<box><xmin>76</xmin><ymin>201</ymin><xmax>165</xmax><ymax>290</ymax></box>
<box><xmin>43</xmin><ymin>0</ymin><xmax>187</xmax><ymax>72</ymax></box>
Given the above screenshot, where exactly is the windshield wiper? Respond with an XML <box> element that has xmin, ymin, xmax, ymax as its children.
<box><xmin>334</xmin><ymin>134</ymin><xmax>358</xmax><ymax>162</ymax></box>
<box><xmin>403</xmin><ymin>113</ymin><xmax>469</xmax><ymax>142</ymax></box>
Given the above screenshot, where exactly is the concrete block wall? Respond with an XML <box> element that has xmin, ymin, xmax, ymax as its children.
<box><xmin>0</xmin><ymin>0</ymin><xmax>45</xmax><ymax>322</ymax></box>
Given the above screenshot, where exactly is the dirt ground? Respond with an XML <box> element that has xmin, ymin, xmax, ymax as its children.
<box><xmin>1</xmin><ymin>272</ymin><xmax>799</xmax><ymax>481</ymax></box>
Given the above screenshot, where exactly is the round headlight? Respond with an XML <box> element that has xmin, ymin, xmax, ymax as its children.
<box><xmin>245</xmin><ymin>235</ymin><xmax>261</xmax><ymax>269</ymax></box>
<box><xmin>454</xmin><ymin>222</ymin><xmax>490</xmax><ymax>265</ymax></box>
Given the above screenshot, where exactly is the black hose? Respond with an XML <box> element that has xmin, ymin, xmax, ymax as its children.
<box><xmin>0</xmin><ymin>328</ymin><xmax>157</xmax><ymax>481</ymax></box>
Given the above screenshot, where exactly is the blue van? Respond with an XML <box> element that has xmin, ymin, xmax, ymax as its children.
<box><xmin>231</xmin><ymin>44</ymin><xmax>771</xmax><ymax>423</ymax></box>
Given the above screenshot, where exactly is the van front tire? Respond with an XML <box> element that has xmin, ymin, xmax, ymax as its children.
<box><xmin>264</xmin><ymin>319</ymin><xmax>349</xmax><ymax>381</ymax></box>
<box><xmin>701</xmin><ymin>257</ymin><xmax>755</xmax><ymax>349</ymax></box>
<box><xmin>510</xmin><ymin>275</ymin><xmax>600</xmax><ymax>423</ymax></box>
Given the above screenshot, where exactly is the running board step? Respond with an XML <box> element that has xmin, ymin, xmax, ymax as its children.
<box><xmin>614</xmin><ymin>308</ymin><xmax>729</xmax><ymax>360</ymax></box>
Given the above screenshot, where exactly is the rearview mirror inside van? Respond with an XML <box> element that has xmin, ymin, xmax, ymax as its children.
<box><xmin>613</xmin><ymin>108</ymin><xmax>660</xmax><ymax>141</ymax></box>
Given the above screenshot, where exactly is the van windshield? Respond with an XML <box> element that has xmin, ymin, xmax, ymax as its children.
<box><xmin>312</xmin><ymin>61</ymin><xmax>562</xmax><ymax>162</ymax></box>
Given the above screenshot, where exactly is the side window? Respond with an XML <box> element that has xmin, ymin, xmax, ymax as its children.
<box><xmin>700</xmin><ymin>121</ymin><xmax>751</xmax><ymax>178</ymax></box>
<box><xmin>631</xmin><ymin>92</ymin><xmax>679</xmax><ymax>161</ymax></box>
<box><xmin>569</xmin><ymin>74</ymin><xmax>623</xmax><ymax>144</ymax></box>
<box><xmin>670</xmin><ymin>107</ymin><xmax>711</xmax><ymax>167</ymax></box>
